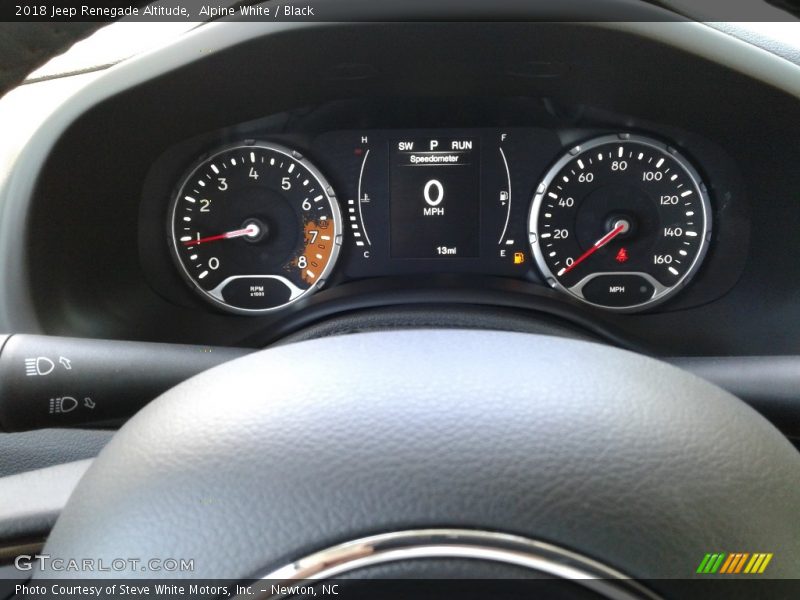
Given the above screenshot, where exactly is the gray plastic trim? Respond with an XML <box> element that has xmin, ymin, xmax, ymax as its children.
<box><xmin>0</xmin><ymin>459</ymin><xmax>91</xmax><ymax>545</ymax></box>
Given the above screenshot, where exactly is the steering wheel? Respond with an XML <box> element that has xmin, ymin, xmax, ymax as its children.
<box><xmin>35</xmin><ymin>330</ymin><xmax>800</xmax><ymax>598</ymax></box>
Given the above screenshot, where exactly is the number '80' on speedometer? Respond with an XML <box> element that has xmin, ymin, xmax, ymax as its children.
<box><xmin>528</xmin><ymin>133</ymin><xmax>712</xmax><ymax>312</ymax></box>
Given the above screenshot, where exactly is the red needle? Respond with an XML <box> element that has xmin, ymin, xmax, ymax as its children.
<box><xmin>183</xmin><ymin>225</ymin><xmax>258</xmax><ymax>247</ymax></box>
<box><xmin>561</xmin><ymin>220</ymin><xmax>628</xmax><ymax>275</ymax></box>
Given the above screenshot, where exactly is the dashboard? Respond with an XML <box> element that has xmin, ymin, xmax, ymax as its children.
<box><xmin>3</xmin><ymin>20</ymin><xmax>800</xmax><ymax>359</ymax></box>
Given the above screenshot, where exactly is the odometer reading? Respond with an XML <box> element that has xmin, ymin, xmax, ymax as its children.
<box><xmin>529</xmin><ymin>134</ymin><xmax>711</xmax><ymax>311</ymax></box>
<box><xmin>169</xmin><ymin>142</ymin><xmax>342</xmax><ymax>314</ymax></box>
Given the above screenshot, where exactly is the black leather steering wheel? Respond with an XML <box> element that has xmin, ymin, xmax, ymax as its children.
<box><xmin>35</xmin><ymin>330</ymin><xmax>800</xmax><ymax>598</ymax></box>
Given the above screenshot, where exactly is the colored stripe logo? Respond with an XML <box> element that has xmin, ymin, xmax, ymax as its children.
<box><xmin>696</xmin><ymin>552</ymin><xmax>773</xmax><ymax>574</ymax></box>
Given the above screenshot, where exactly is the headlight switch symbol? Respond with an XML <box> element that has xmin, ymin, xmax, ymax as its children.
<box><xmin>25</xmin><ymin>357</ymin><xmax>55</xmax><ymax>376</ymax></box>
<box><xmin>25</xmin><ymin>355</ymin><xmax>73</xmax><ymax>376</ymax></box>
<box><xmin>49</xmin><ymin>396</ymin><xmax>78</xmax><ymax>414</ymax></box>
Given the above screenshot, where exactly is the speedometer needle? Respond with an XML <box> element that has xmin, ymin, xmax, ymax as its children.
<box><xmin>561</xmin><ymin>219</ymin><xmax>629</xmax><ymax>275</ymax></box>
<box><xmin>183</xmin><ymin>224</ymin><xmax>260</xmax><ymax>247</ymax></box>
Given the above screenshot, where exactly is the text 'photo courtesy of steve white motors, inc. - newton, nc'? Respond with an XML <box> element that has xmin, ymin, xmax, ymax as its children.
<box><xmin>15</xmin><ymin>582</ymin><xmax>343</xmax><ymax>598</ymax></box>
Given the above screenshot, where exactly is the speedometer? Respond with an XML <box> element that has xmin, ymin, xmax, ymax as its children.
<box><xmin>529</xmin><ymin>133</ymin><xmax>711</xmax><ymax>311</ymax></box>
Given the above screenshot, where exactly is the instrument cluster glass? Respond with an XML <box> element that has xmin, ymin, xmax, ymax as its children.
<box><xmin>169</xmin><ymin>142</ymin><xmax>341</xmax><ymax>314</ymax></box>
<box><xmin>167</xmin><ymin>130</ymin><xmax>713</xmax><ymax>314</ymax></box>
<box><xmin>529</xmin><ymin>134</ymin><xmax>711</xmax><ymax>311</ymax></box>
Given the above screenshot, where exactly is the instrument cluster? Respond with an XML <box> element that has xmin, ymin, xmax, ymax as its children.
<box><xmin>163</xmin><ymin>125</ymin><xmax>726</xmax><ymax>315</ymax></box>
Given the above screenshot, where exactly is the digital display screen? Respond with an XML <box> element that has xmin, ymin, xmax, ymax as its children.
<box><xmin>389</xmin><ymin>137</ymin><xmax>480</xmax><ymax>258</ymax></box>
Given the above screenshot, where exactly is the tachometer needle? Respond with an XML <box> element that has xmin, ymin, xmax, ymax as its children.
<box><xmin>561</xmin><ymin>219</ymin><xmax>629</xmax><ymax>275</ymax></box>
<box><xmin>183</xmin><ymin>224</ymin><xmax>260</xmax><ymax>247</ymax></box>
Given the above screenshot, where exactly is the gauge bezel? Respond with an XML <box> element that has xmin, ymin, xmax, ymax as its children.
<box><xmin>528</xmin><ymin>133</ymin><xmax>712</xmax><ymax>313</ymax></box>
<box><xmin>167</xmin><ymin>140</ymin><xmax>343</xmax><ymax>315</ymax></box>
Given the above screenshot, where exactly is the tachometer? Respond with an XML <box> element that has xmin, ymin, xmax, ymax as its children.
<box><xmin>169</xmin><ymin>141</ymin><xmax>342</xmax><ymax>314</ymax></box>
<box><xmin>529</xmin><ymin>133</ymin><xmax>711</xmax><ymax>311</ymax></box>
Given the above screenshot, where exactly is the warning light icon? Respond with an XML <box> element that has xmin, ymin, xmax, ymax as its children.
<box><xmin>615</xmin><ymin>248</ymin><xmax>629</xmax><ymax>263</ymax></box>
<box><xmin>513</xmin><ymin>252</ymin><xmax>525</xmax><ymax>265</ymax></box>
